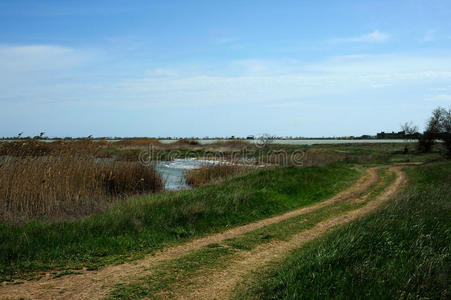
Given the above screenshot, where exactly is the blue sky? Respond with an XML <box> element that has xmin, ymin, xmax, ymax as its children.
<box><xmin>1</xmin><ymin>0</ymin><xmax>451</xmax><ymax>137</ymax></box>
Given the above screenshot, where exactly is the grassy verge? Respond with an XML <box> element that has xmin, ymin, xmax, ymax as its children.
<box><xmin>0</xmin><ymin>163</ymin><xmax>360</xmax><ymax>281</ymax></box>
<box><xmin>108</xmin><ymin>168</ymin><xmax>395</xmax><ymax>299</ymax></box>
<box><xmin>234</xmin><ymin>162</ymin><xmax>450</xmax><ymax>299</ymax></box>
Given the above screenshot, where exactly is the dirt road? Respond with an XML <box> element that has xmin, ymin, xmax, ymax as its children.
<box><xmin>0</xmin><ymin>165</ymin><xmax>409</xmax><ymax>299</ymax></box>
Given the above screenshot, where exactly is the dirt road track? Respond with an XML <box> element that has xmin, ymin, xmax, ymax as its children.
<box><xmin>181</xmin><ymin>166</ymin><xmax>406</xmax><ymax>299</ymax></box>
<box><xmin>0</xmin><ymin>165</ymin><xmax>409</xmax><ymax>299</ymax></box>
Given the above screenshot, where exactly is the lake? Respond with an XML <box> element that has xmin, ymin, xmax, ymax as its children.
<box><xmin>158</xmin><ymin>139</ymin><xmax>416</xmax><ymax>145</ymax></box>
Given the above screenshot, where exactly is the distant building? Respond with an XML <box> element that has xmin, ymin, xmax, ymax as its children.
<box><xmin>376</xmin><ymin>131</ymin><xmax>406</xmax><ymax>139</ymax></box>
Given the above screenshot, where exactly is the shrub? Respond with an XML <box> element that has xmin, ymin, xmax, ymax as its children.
<box><xmin>420</xmin><ymin>107</ymin><xmax>451</xmax><ymax>157</ymax></box>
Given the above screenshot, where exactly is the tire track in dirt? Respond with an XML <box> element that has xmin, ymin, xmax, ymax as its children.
<box><xmin>171</xmin><ymin>166</ymin><xmax>407</xmax><ymax>300</ymax></box>
<box><xmin>0</xmin><ymin>166</ymin><xmax>384</xmax><ymax>299</ymax></box>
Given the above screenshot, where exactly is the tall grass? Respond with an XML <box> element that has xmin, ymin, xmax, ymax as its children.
<box><xmin>235</xmin><ymin>162</ymin><xmax>451</xmax><ymax>299</ymax></box>
<box><xmin>184</xmin><ymin>148</ymin><xmax>382</xmax><ymax>187</ymax></box>
<box><xmin>0</xmin><ymin>163</ymin><xmax>360</xmax><ymax>279</ymax></box>
<box><xmin>0</xmin><ymin>155</ymin><xmax>163</xmax><ymax>223</ymax></box>
<box><xmin>173</xmin><ymin>139</ymin><xmax>200</xmax><ymax>146</ymax></box>
<box><xmin>0</xmin><ymin>139</ymin><xmax>106</xmax><ymax>157</ymax></box>
<box><xmin>210</xmin><ymin>140</ymin><xmax>249</xmax><ymax>148</ymax></box>
<box><xmin>185</xmin><ymin>164</ymin><xmax>251</xmax><ymax>187</ymax></box>
<box><xmin>113</xmin><ymin>138</ymin><xmax>161</xmax><ymax>146</ymax></box>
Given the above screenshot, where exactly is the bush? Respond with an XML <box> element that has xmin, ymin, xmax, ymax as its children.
<box><xmin>418</xmin><ymin>131</ymin><xmax>435</xmax><ymax>153</ymax></box>
<box><xmin>420</xmin><ymin>107</ymin><xmax>451</xmax><ymax>157</ymax></box>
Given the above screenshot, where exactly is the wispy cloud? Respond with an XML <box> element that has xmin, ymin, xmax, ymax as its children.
<box><xmin>0</xmin><ymin>44</ymin><xmax>101</xmax><ymax>103</ymax></box>
<box><xmin>2</xmin><ymin>44</ymin><xmax>451</xmax><ymax>137</ymax></box>
<box><xmin>2</xmin><ymin>43</ymin><xmax>451</xmax><ymax>111</ymax></box>
<box><xmin>426</xmin><ymin>94</ymin><xmax>451</xmax><ymax>102</ymax></box>
<box><xmin>0</xmin><ymin>45</ymin><xmax>90</xmax><ymax>72</ymax></box>
<box><xmin>329</xmin><ymin>30</ymin><xmax>390</xmax><ymax>44</ymax></box>
<box><xmin>112</xmin><ymin>54</ymin><xmax>451</xmax><ymax>108</ymax></box>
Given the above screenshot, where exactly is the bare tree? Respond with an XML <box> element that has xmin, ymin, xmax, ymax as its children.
<box><xmin>256</xmin><ymin>133</ymin><xmax>275</xmax><ymax>150</ymax></box>
<box><xmin>400</xmin><ymin>121</ymin><xmax>419</xmax><ymax>154</ymax></box>
<box><xmin>400</xmin><ymin>121</ymin><xmax>419</xmax><ymax>136</ymax></box>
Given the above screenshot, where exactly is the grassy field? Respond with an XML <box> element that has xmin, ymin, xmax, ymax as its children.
<box><xmin>0</xmin><ymin>163</ymin><xmax>360</xmax><ymax>281</ymax></box>
<box><xmin>1</xmin><ymin>138</ymin><xmax>448</xmax><ymax>298</ymax></box>
<box><xmin>108</xmin><ymin>168</ymin><xmax>397</xmax><ymax>299</ymax></box>
<box><xmin>234</xmin><ymin>161</ymin><xmax>451</xmax><ymax>299</ymax></box>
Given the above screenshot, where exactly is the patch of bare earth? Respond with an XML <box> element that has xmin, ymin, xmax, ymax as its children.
<box><xmin>0</xmin><ymin>165</ymin><xmax>404</xmax><ymax>300</ymax></box>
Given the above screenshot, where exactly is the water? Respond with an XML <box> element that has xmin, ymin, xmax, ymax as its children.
<box><xmin>158</xmin><ymin>139</ymin><xmax>416</xmax><ymax>145</ymax></box>
<box><xmin>3</xmin><ymin>139</ymin><xmax>416</xmax><ymax>145</ymax></box>
<box><xmin>155</xmin><ymin>158</ymin><xmax>217</xmax><ymax>190</ymax></box>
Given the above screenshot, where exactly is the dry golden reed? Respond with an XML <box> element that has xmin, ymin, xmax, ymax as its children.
<box><xmin>185</xmin><ymin>164</ymin><xmax>250</xmax><ymax>187</ymax></box>
<box><xmin>0</xmin><ymin>141</ymin><xmax>163</xmax><ymax>223</ymax></box>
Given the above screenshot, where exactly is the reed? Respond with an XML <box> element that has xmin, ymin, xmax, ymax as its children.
<box><xmin>113</xmin><ymin>138</ymin><xmax>161</xmax><ymax>146</ymax></box>
<box><xmin>210</xmin><ymin>140</ymin><xmax>249</xmax><ymax>148</ymax></box>
<box><xmin>185</xmin><ymin>164</ymin><xmax>250</xmax><ymax>187</ymax></box>
<box><xmin>0</xmin><ymin>139</ymin><xmax>106</xmax><ymax>157</ymax></box>
<box><xmin>0</xmin><ymin>155</ymin><xmax>163</xmax><ymax>223</ymax></box>
<box><xmin>173</xmin><ymin>139</ymin><xmax>200</xmax><ymax>146</ymax></box>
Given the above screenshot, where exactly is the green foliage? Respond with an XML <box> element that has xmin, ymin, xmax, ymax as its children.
<box><xmin>108</xmin><ymin>169</ymin><xmax>395</xmax><ymax>299</ymax></box>
<box><xmin>238</xmin><ymin>162</ymin><xmax>451</xmax><ymax>299</ymax></box>
<box><xmin>420</xmin><ymin>107</ymin><xmax>451</xmax><ymax>157</ymax></box>
<box><xmin>0</xmin><ymin>164</ymin><xmax>360</xmax><ymax>280</ymax></box>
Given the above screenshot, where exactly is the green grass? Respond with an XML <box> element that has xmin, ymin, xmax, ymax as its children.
<box><xmin>108</xmin><ymin>169</ymin><xmax>395</xmax><ymax>299</ymax></box>
<box><xmin>225</xmin><ymin>168</ymin><xmax>396</xmax><ymax>251</ymax></box>
<box><xmin>109</xmin><ymin>245</ymin><xmax>237</xmax><ymax>299</ymax></box>
<box><xmin>0</xmin><ymin>163</ymin><xmax>360</xmax><ymax>281</ymax></box>
<box><xmin>234</xmin><ymin>161</ymin><xmax>451</xmax><ymax>299</ymax></box>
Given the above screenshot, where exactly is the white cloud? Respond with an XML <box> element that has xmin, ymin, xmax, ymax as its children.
<box><xmin>0</xmin><ymin>44</ymin><xmax>102</xmax><ymax>103</ymax></box>
<box><xmin>425</xmin><ymin>94</ymin><xmax>451</xmax><ymax>102</ymax></box>
<box><xmin>0</xmin><ymin>44</ymin><xmax>91</xmax><ymax>72</ymax></box>
<box><xmin>305</xmin><ymin>54</ymin><xmax>451</xmax><ymax>75</ymax></box>
<box><xmin>111</xmin><ymin>54</ymin><xmax>451</xmax><ymax>108</ymax></box>
<box><xmin>329</xmin><ymin>30</ymin><xmax>390</xmax><ymax>44</ymax></box>
<box><xmin>1</xmin><ymin>44</ymin><xmax>451</xmax><ymax>112</ymax></box>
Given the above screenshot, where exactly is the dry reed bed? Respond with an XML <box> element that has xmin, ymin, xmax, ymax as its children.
<box><xmin>112</xmin><ymin>138</ymin><xmax>161</xmax><ymax>146</ymax></box>
<box><xmin>0</xmin><ymin>139</ymin><xmax>107</xmax><ymax>157</ymax></box>
<box><xmin>185</xmin><ymin>164</ymin><xmax>252</xmax><ymax>187</ymax></box>
<box><xmin>0</xmin><ymin>154</ymin><xmax>163</xmax><ymax>223</ymax></box>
